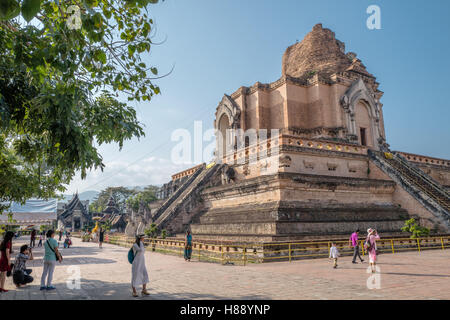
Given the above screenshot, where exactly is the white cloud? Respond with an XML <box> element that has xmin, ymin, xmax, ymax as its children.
<box><xmin>64</xmin><ymin>156</ymin><xmax>195</xmax><ymax>194</ymax></box>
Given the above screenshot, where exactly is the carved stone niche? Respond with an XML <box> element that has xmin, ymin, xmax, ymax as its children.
<box><xmin>327</xmin><ymin>162</ymin><xmax>338</xmax><ymax>171</ymax></box>
<box><xmin>347</xmin><ymin>162</ymin><xmax>359</xmax><ymax>173</ymax></box>
<box><xmin>258</xmin><ymin>159</ymin><xmax>269</xmax><ymax>172</ymax></box>
<box><xmin>242</xmin><ymin>165</ymin><xmax>250</xmax><ymax>176</ymax></box>
<box><xmin>340</xmin><ymin>78</ymin><xmax>383</xmax><ymax>149</ymax></box>
<box><xmin>347</xmin><ymin>134</ymin><xmax>359</xmax><ymax>142</ymax></box>
<box><xmin>303</xmin><ymin>160</ymin><xmax>315</xmax><ymax>170</ymax></box>
<box><xmin>214</xmin><ymin>94</ymin><xmax>241</xmax><ymax>130</ymax></box>
<box><xmin>279</xmin><ymin>155</ymin><xmax>292</xmax><ymax>168</ymax></box>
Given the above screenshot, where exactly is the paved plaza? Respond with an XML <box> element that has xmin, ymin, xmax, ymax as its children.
<box><xmin>1</xmin><ymin>236</ymin><xmax>449</xmax><ymax>300</ymax></box>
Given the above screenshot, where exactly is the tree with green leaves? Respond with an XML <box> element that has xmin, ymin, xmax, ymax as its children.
<box><xmin>89</xmin><ymin>186</ymin><xmax>137</xmax><ymax>213</ymax></box>
<box><xmin>100</xmin><ymin>219</ymin><xmax>112</xmax><ymax>231</ymax></box>
<box><xmin>0</xmin><ymin>0</ymin><xmax>163</xmax><ymax>210</ymax></box>
<box><xmin>144</xmin><ymin>222</ymin><xmax>157</xmax><ymax>238</ymax></box>
<box><xmin>401</xmin><ymin>218</ymin><xmax>430</xmax><ymax>239</ymax></box>
<box><xmin>39</xmin><ymin>224</ymin><xmax>52</xmax><ymax>233</ymax></box>
<box><xmin>0</xmin><ymin>225</ymin><xmax>6</xmax><ymax>236</ymax></box>
<box><xmin>126</xmin><ymin>185</ymin><xmax>158</xmax><ymax>212</ymax></box>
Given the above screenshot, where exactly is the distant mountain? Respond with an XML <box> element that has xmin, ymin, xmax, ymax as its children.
<box><xmin>59</xmin><ymin>190</ymin><xmax>100</xmax><ymax>203</ymax></box>
<box><xmin>126</xmin><ymin>185</ymin><xmax>163</xmax><ymax>191</ymax></box>
<box><xmin>128</xmin><ymin>186</ymin><xmax>146</xmax><ymax>192</ymax></box>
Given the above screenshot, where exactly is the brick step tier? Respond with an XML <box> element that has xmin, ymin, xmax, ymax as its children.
<box><xmin>192</xmin><ymin>201</ymin><xmax>408</xmax><ymax>242</ymax></box>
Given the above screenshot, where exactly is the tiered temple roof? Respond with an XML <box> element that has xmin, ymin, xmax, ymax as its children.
<box><xmin>59</xmin><ymin>193</ymin><xmax>89</xmax><ymax>220</ymax></box>
<box><xmin>103</xmin><ymin>196</ymin><xmax>119</xmax><ymax>214</ymax></box>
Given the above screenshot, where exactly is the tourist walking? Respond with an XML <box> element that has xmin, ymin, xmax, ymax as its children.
<box><xmin>0</xmin><ymin>231</ymin><xmax>14</xmax><ymax>293</ymax></box>
<box><xmin>365</xmin><ymin>228</ymin><xmax>380</xmax><ymax>273</ymax></box>
<box><xmin>349</xmin><ymin>229</ymin><xmax>364</xmax><ymax>264</ymax></box>
<box><xmin>99</xmin><ymin>228</ymin><xmax>104</xmax><ymax>248</ymax></box>
<box><xmin>329</xmin><ymin>242</ymin><xmax>340</xmax><ymax>269</ymax></box>
<box><xmin>40</xmin><ymin>230</ymin><xmax>62</xmax><ymax>290</ymax></box>
<box><xmin>37</xmin><ymin>233</ymin><xmax>43</xmax><ymax>247</ymax></box>
<box><xmin>131</xmin><ymin>234</ymin><xmax>150</xmax><ymax>297</ymax></box>
<box><xmin>13</xmin><ymin>245</ymin><xmax>34</xmax><ymax>288</ymax></box>
<box><xmin>184</xmin><ymin>231</ymin><xmax>192</xmax><ymax>262</ymax></box>
<box><xmin>59</xmin><ymin>230</ymin><xmax>63</xmax><ymax>242</ymax></box>
<box><xmin>30</xmin><ymin>229</ymin><xmax>36</xmax><ymax>248</ymax></box>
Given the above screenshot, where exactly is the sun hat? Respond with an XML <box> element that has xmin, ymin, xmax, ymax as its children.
<box><xmin>367</xmin><ymin>228</ymin><xmax>374</xmax><ymax>234</ymax></box>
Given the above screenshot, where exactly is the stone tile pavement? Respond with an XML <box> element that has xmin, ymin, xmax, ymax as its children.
<box><xmin>1</xmin><ymin>236</ymin><xmax>449</xmax><ymax>300</ymax></box>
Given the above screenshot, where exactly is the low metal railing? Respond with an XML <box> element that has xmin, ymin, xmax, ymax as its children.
<box><xmin>99</xmin><ymin>235</ymin><xmax>450</xmax><ymax>266</ymax></box>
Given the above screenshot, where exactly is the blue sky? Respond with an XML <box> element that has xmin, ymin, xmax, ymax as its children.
<box><xmin>67</xmin><ymin>0</ymin><xmax>450</xmax><ymax>193</ymax></box>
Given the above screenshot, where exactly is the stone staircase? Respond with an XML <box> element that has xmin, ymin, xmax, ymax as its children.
<box><xmin>394</xmin><ymin>152</ymin><xmax>450</xmax><ymax>210</ymax></box>
<box><xmin>154</xmin><ymin>163</ymin><xmax>224</xmax><ymax>233</ymax></box>
<box><xmin>151</xmin><ymin>164</ymin><xmax>206</xmax><ymax>223</ymax></box>
<box><xmin>368</xmin><ymin>150</ymin><xmax>450</xmax><ymax>229</ymax></box>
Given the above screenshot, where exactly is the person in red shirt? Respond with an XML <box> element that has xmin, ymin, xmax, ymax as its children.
<box><xmin>0</xmin><ymin>231</ymin><xmax>15</xmax><ymax>293</ymax></box>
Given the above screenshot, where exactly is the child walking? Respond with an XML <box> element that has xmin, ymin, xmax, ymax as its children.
<box><xmin>329</xmin><ymin>242</ymin><xmax>340</xmax><ymax>269</ymax></box>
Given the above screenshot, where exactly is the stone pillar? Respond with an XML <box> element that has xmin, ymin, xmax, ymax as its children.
<box><xmin>350</xmin><ymin>112</ymin><xmax>356</xmax><ymax>136</ymax></box>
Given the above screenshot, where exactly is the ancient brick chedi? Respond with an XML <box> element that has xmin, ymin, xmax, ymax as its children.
<box><xmin>127</xmin><ymin>24</ymin><xmax>449</xmax><ymax>241</ymax></box>
<box><xmin>282</xmin><ymin>23</ymin><xmax>355</xmax><ymax>80</ymax></box>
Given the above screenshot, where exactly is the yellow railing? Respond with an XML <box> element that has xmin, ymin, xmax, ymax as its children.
<box><xmin>98</xmin><ymin>235</ymin><xmax>450</xmax><ymax>266</ymax></box>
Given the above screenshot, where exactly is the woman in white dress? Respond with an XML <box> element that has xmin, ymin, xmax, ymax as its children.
<box><xmin>131</xmin><ymin>234</ymin><xmax>150</xmax><ymax>297</ymax></box>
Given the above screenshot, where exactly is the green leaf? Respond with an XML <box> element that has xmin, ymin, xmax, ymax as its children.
<box><xmin>85</xmin><ymin>0</ymin><xmax>99</xmax><ymax>8</ymax></box>
<box><xmin>0</xmin><ymin>0</ymin><xmax>20</xmax><ymax>20</ymax></box>
<box><xmin>103</xmin><ymin>9</ymin><xmax>112</xmax><ymax>19</ymax></box>
<box><xmin>0</xmin><ymin>0</ymin><xmax>155</xmax><ymax>207</ymax></box>
<box><xmin>21</xmin><ymin>0</ymin><xmax>41</xmax><ymax>22</ymax></box>
<box><xmin>94</xmin><ymin>50</ymin><xmax>107</xmax><ymax>64</ymax></box>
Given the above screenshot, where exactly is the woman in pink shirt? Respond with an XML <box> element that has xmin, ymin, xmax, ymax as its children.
<box><xmin>365</xmin><ymin>228</ymin><xmax>380</xmax><ymax>273</ymax></box>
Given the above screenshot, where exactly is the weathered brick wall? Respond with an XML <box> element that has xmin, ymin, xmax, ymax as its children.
<box><xmin>413</xmin><ymin>163</ymin><xmax>450</xmax><ymax>188</ymax></box>
<box><xmin>282</xmin><ymin>23</ymin><xmax>352</xmax><ymax>81</ymax></box>
<box><xmin>392</xmin><ymin>186</ymin><xmax>447</xmax><ymax>232</ymax></box>
<box><xmin>192</xmin><ymin>171</ymin><xmax>409</xmax><ymax>242</ymax></box>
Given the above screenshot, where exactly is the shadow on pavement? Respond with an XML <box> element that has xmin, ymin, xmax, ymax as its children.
<box><xmin>382</xmin><ymin>272</ymin><xmax>450</xmax><ymax>278</ymax></box>
<box><xmin>5</xmin><ymin>278</ymin><xmax>273</xmax><ymax>300</ymax></box>
<box><xmin>76</xmin><ymin>278</ymin><xmax>273</xmax><ymax>300</ymax></box>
